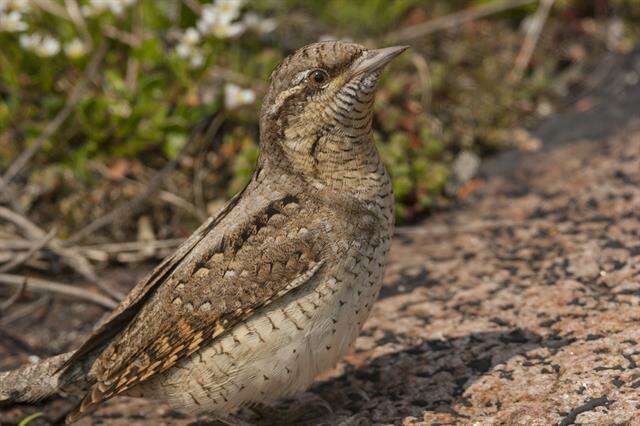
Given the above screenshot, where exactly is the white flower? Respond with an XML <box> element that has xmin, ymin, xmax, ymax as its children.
<box><xmin>175</xmin><ymin>42</ymin><xmax>191</xmax><ymax>58</ymax></box>
<box><xmin>212</xmin><ymin>0</ymin><xmax>243</xmax><ymax>25</ymax></box>
<box><xmin>19</xmin><ymin>32</ymin><xmax>38</xmax><ymax>49</ymax></box>
<box><xmin>1</xmin><ymin>0</ymin><xmax>31</xmax><ymax>13</ymax></box>
<box><xmin>182</xmin><ymin>27</ymin><xmax>200</xmax><ymax>45</ymax></box>
<box><xmin>243</xmin><ymin>12</ymin><xmax>276</xmax><ymax>34</ymax></box>
<box><xmin>224</xmin><ymin>83</ymin><xmax>255</xmax><ymax>110</ymax></box>
<box><xmin>0</xmin><ymin>10</ymin><xmax>27</xmax><ymax>32</ymax></box>
<box><xmin>217</xmin><ymin>0</ymin><xmax>243</xmax><ymax>16</ymax></box>
<box><xmin>19</xmin><ymin>33</ymin><xmax>61</xmax><ymax>57</ymax></box>
<box><xmin>175</xmin><ymin>31</ymin><xmax>206</xmax><ymax>69</ymax></box>
<box><xmin>35</xmin><ymin>35</ymin><xmax>60</xmax><ymax>57</ymax></box>
<box><xmin>64</xmin><ymin>38</ymin><xmax>88</xmax><ymax>59</ymax></box>
<box><xmin>190</xmin><ymin>51</ymin><xmax>204</xmax><ymax>69</ymax></box>
<box><xmin>215</xmin><ymin>21</ymin><xmax>244</xmax><ymax>38</ymax></box>
<box><xmin>109</xmin><ymin>101</ymin><xmax>132</xmax><ymax>117</ymax></box>
<box><xmin>82</xmin><ymin>0</ymin><xmax>136</xmax><ymax>17</ymax></box>
<box><xmin>197</xmin><ymin>0</ymin><xmax>246</xmax><ymax>39</ymax></box>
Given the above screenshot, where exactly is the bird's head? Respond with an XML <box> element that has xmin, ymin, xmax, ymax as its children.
<box><xmin>258</xmin><ymin>41</ymin><xmax>408</xmax><ymax>178</ymax></box>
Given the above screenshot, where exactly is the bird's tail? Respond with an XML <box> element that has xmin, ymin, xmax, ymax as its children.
<box><xmin>0</xmin><ymin>352</ymin><xmax>72</xmax><ymax>403</ymax></box>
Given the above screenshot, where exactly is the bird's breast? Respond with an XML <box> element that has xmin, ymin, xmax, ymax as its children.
<box><xmin>133</xmin><ymin>227</ymin><xmax>392</xmax><ymax>415</ymax></box>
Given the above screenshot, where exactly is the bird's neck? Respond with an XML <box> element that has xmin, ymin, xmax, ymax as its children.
<box><xmin>259</xmin><ymin>108</ymin><xmax>394</xmax><ymax>223</ymax></box>
<box><xmin>313</xmin><ymin>132</ymin><xmax>387</xmax><ymax>192</ymax></box>
<box><xmin>262</xmin><ymin>128</ymin><xmax>393</xmax><ymax>220</ymax></box>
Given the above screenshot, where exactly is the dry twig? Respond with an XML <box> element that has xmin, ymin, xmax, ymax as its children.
<box><xmin>78</xmin><ymin>238</ymin><xmax>183</xmax><ymax>263</ymax></box>
<box><xmin>102</xmin><ymin>24</ymin><xmax>144</xmax><ymax>47</ymax></box>
<box><xmin>386</xmin><ymin>0</ymin><xmax>536</xmax><ymax>43</ymax></box>
<box><xmin>0</xmin><ymin>295</ymin><xmax>50</xmax><ymax>326</ymax></box>
<box><xmin>0</xmin><ymin>239</ymin><xmax>43</xmax><ymax>251</ymax></box>
<box><xmin>0</xmin><ymin>278</ymin><xmax>26</xmax><ymax>312</ymax></box>
<box><xmin>0</xmin><ymin>206</ymin><xmax>98</xmax><ymax>283</ymax></box>
<box><xmin>0</xmin><ymin>228</ymin><xmax>56</xmax><ymax>273</ymax></box>
<box><xmin>509</xmin><ymin>0</ymin><xmax>556</xmax><ymax>82</ymax></box>
<box><xmin>0</xmin><ymin>207</ymin><xmax>127</xmax><ymax>299</ymax></box>
<box><xmin>30</xmin><ymin>0</ymin><xmax>69</xmax><ymax>19</ymax></box>
<box><xmin>0</xmin><ymin>273</ymin><xmax>117</xmax><ymax>309</ymax></box>
<box><xmin>64</xmin><ymin>0</ymin><xmax>93</xmax><ymax>48</ymax></box>
<box><xmin>182</xmin><ymin>0</ymin><xmax>203</xmax><ymax>14</ymax></box>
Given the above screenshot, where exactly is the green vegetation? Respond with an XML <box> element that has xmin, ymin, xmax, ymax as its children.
<box><xmin>1</xmin><ymin>0</ymin><xmax>639</xmax><ymax>236</ymax></box>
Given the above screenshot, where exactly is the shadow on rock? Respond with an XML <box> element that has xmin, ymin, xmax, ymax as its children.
<box><xmin>263</xmin><ymin>330</ymin><xmax>574</xmax><ymax>425</ymax></box>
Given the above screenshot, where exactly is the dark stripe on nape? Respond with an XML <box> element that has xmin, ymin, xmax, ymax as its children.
<box><xmin>315</xmin><ymin>45</ymin><xmax>324</xmax><ymax>66</ymax></box>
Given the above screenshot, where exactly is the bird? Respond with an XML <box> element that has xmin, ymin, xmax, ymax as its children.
<box><xmin>0</xmin><ymin>40</ymin><xmax>407</xmax><ymax>424</ymax></box>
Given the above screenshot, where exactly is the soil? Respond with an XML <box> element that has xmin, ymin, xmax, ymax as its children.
<box><xmin>1</xmin><ymin>50</ymin><xmax>640</xmax><ymax>425</ymax></box>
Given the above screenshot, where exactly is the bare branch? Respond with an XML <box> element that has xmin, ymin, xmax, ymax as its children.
<box><xmin>0</xmin><ymin>239</ymin><xmax>33</xmax><ymax>251</ymax></box>
<box><xmin>509</xmin><ymin>0</ymin><xmax>555</xmax><ymax>83</ymax></box>
<box><xmin>182</xmin><ymin>0</ymin><xmax>202</xmax><ymax>14</ymax></box>
<box><xmin>0</xmin><ymin>295</ymin><xmax>50</xmax><ymax>326</ymax></box>
<box><xmin>0</xmin><ymin>273</ymin><xmax>117</xmax><ymax>309</ymax></box>
<box><xmin>64</xmin><ymin>0</ymin><xmax>93</xmax><ymax>48</ymax></box>
<box><xmin>0</xmin><ymin>277</ymin><xmax>26</xmax><ymax>311</ymax></box>
<box><xmin>79</xmin><ymin>238</ymin><xmax>183</xmax><ymax>255</ymax></box>
<box><xmin>0</xmin><ymin>207</ymin><xmax>43</xmax><ymax>239</ymax></box>
<box><xmin>29</xmin><ymin>0</ymin><xmax>69</xmax><ymax>19</ymax></box>
<box><xmin>102</xmin><ymin>24</ymin><xmax>145</xmax><ymax>47</ymax></box>
<box><xmin>0</xmin><ymin>228</ymin><xmax>56</xmax><ymax>273</ymax></box>
<box><xmin>386</xmin><ymin>0</ymin><xmax>536</xmax><ymax>43</ymax></box>
<box><xmin>0</xmin><ymin>206</ymin><xmax>98</xmax><ymax>283</ymax></box>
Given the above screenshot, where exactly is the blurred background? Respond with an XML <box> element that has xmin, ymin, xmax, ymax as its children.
<box><xmin>0</xmin><ymin>0</ymin><xmax>637</xmax><ymax>281</ymax></box>
<box><xmin>1</xmin><ymin>0</ymin><xmax>639</xmax><ymax>244</ymax></box>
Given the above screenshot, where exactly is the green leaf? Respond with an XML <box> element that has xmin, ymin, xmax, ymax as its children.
<box><xmin>18</xmin><ymin>412</ymin><xmax>43</xmax><ymax>426</ymax></box>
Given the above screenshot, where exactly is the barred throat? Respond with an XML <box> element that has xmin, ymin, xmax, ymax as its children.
<box><xmin>281</xmin><ymin>69</ymin><xmax>390</xmax><ymax>205</ymax></box>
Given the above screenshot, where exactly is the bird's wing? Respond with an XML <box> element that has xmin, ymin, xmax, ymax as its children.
<box><xmin>59</xmin><ymin>187</ymin><xmax>247</xmax><ymax>378</ymax></box>
<box><xmin>67</xmin><ymin>192</ymin><xmax>331</xmax><ymax>422</ymax></box>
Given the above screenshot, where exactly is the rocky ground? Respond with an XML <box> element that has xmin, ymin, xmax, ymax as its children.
<box><xmin>2</xmin><ymin>54</ymin><xmax>640</xmax><ymax>425</ymax></box>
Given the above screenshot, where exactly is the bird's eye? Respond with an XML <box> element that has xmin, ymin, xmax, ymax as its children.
<box><xmin>308</xmin><ymin>69</ymin><xmax>329</xmax><ymax>86</ymax></box>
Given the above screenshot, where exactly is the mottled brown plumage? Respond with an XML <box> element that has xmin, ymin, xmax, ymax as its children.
<box><xmin>0</xmin><ymin>41</ymin><xmax>407</xmax><ymax>423</ymax></box>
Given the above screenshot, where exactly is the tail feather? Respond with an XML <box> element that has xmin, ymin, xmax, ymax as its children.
<box><xmin>64</xmin><ymin>383</ymin><xmax>108</xmax><ymax>424</ymax></box>
<box><xmin>0</xmin><ymin>352</ymin><xmax>72</xmax><ymax>403</ymax></box>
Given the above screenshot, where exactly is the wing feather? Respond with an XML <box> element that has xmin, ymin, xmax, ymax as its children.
<box><xmin>58</xmin><ymin>189</ymin><xmax>245</xmax><ymax>378</ymax></box>
<box><xmin>65</xmin><ymin>191</ymin><xmax>329</xmax><ymax>422</ymax></box>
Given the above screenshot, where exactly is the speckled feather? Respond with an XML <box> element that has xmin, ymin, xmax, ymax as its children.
<box><xmin>60</xmin><ymin>41</ymin><xmax>400</xmax><ymax>423</ymax></box>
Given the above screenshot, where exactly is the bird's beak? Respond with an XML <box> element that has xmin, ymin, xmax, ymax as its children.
<box><xmin>350</xmin><ymin>45</ymin><xmax>410</xmax><ymax>77</ymax></box>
